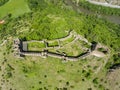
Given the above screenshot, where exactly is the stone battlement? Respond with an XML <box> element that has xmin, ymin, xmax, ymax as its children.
<box><xmin>13</xmin><ymin>38</ymin><xmax>91</xmax><ymax>61</ymax></box>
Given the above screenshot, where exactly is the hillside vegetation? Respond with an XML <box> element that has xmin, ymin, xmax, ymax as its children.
<box><xmin>0</xmin><ymin>0</ymin><xmax>9</xmax><ymax>6</ymax></box>
<box><xmin>0</xmin><ymin>0</ymin><xmax>120</xmax><ymax>90</ymax></box>
<box><xmin>0</xmin><ymin>0</ymin><xmax>30</xmax><ymax>18</ymax></box>
<box><xmin>0</xmin><ymin>0</ymin><xmax>119</xmax><ymax>50</ymax></box>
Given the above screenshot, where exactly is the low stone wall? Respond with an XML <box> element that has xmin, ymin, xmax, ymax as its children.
<box><xmin>19</xmin><ymin>50</ymin><xmax>91</xmax><ymax>61</ymax></box>
<box><xmin>13</xmin><ymin>37</ymin><xmax>92</xmax><ymax>61</ymax></box>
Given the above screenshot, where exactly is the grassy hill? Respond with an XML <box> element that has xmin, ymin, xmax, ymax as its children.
<box><xmin>0</xmin><ymin>0</ymin><xmax>30</xmax><ymax>18</ymax></box>
<box><xmin>0</xmin><ymin>0</ymin><xmax>120</xmax><ymax>90</ymax></box>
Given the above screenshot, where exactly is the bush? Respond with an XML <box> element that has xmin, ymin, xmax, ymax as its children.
<box><xmin>0</xmin><ymin>0</ymin><xmax>9</xmax><ymax>6</ymax></box>
<box><xmin>93</xmin><ymin>78</ymin><xmax>99</xmax><ymax>84</ymax></box>
<box><xmin>5</xmin><ymin>72</ymin><xmax>12</xmax><ymax>79</ymax></box>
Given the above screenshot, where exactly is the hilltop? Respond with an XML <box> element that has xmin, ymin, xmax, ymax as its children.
<box><xmin>0</xmin><ymin>0</ymin><xmax>120</xmax><ymax>90</ymax></box>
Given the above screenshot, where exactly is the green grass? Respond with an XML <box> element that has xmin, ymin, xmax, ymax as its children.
<box><xmin>61</xmin><ymin>36</ymin><xmax>75</xmax><ymax>45</ymax></box>
<box><xmin>79</xmin><ymin>40</ymin><xmax>91</xmax><ymax>48</ymax></box>
<box><xmin>0</xmin><ymin>44</ymin><xmax>106</xmax><ymax>90</ymax></box>
<box><xmin>0</xmin><ymin>39</ymin><xmax>110</xmax><ymax>90</ymax></box>
<box><xmin>0</xmin><ymin>0</ymin><xmax>119</xmax><ymax>89</ymax></box>
<box><xmin>0</xmin><ymin>0</ymin><xmax>30</xmax><ymax>18</ymax></box>
<box><xmin>28</xmin><ymin>42</ymin><xmax>45</xmax><ymax>51</ymax></box>
<box><xmin>58</xmin><ymin>40</ymin><xmax>86</xmax><ymax>56</ymax></box>
<box><xmin>48</xmin><ymin>41</ymin><xmax>59</xmax><ymax>47</ymax></box>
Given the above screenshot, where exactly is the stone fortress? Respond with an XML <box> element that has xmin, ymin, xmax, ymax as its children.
<box><xmin>13</xmin><ymin>31</ymin><xmax>108</xmax><ymax>61</ymax></box>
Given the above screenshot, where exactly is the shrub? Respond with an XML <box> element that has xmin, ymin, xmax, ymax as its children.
<box><xmin>0</xmin><ymin>0</ymin><xmax>9</xmax><ymax>6</ymax></box>
<box><xmin>93</xmin><ymin>78</ymin><xmax>99</xmax><ymax>84</ymax></box>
